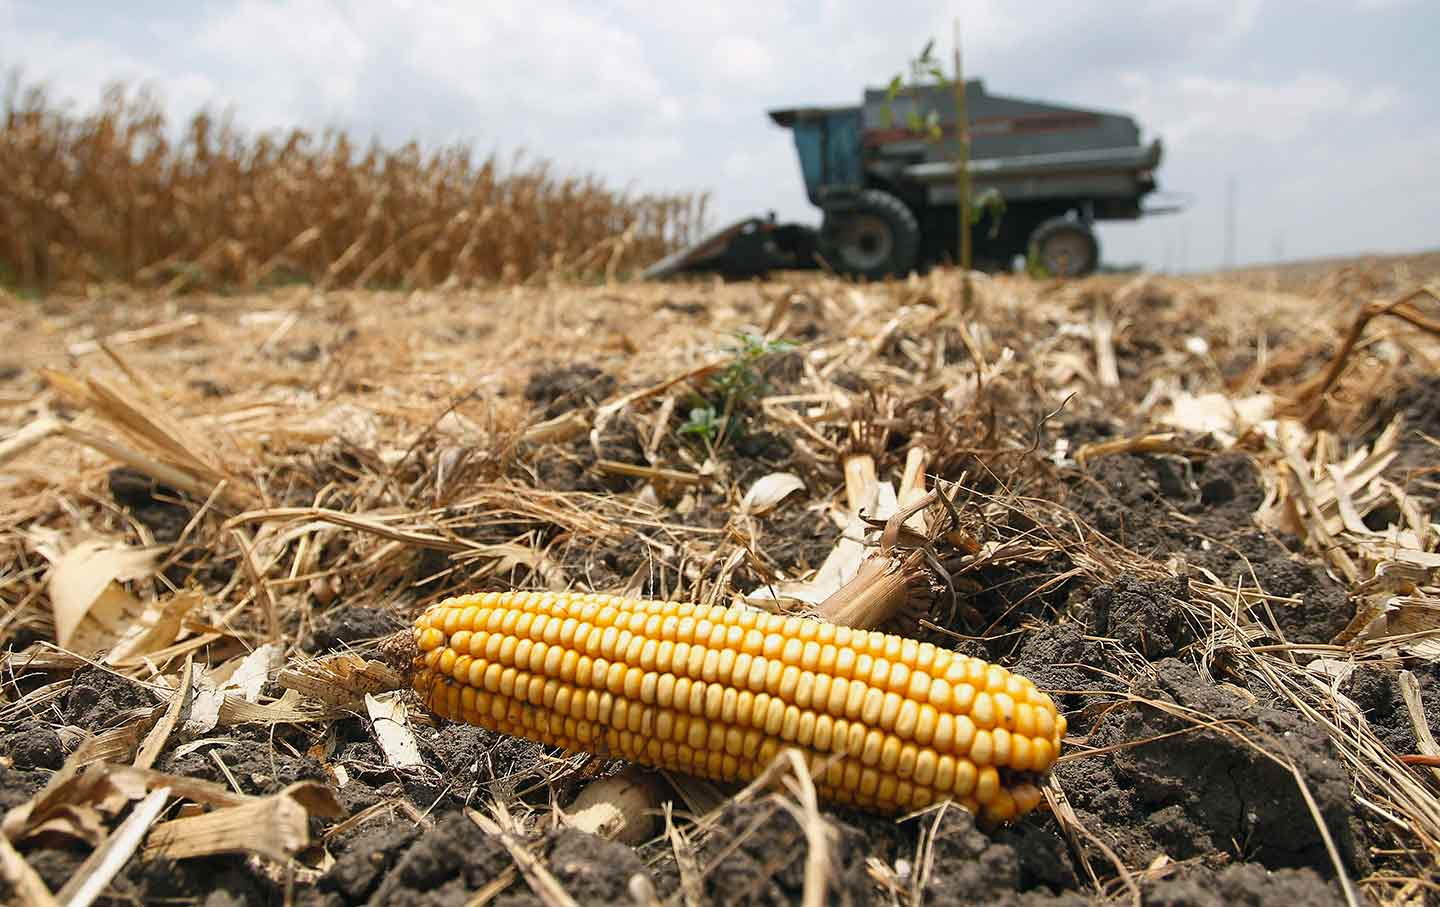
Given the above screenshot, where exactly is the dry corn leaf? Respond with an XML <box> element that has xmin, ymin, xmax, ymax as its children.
<box><xmin>276</xmin><ymin>653</ymin><xmax>406</xmax><ymax>707</ymax></box>
<box><xmin>739</xmin><ymin>472</ymin><xmax>806</xmax><ymax>516</ymax></box>
<box><xmin>29</xmin><ymin>532</ymin><xmax>162</xmax><ymax>653</ymax></box>
<box><xmin>143</xmin><ymin>781</ymin><xmax>343</xmax><ymax>863</ymax></box>
<box><xmin>365</xmin><ymin>693</ymin><xmax>424</xmax><ymax>769</ymax></box>
<box><xmin>1162</xmin><ymin>391</ymin><xmax>1275</xmax><ymax>444</ymax></box>
<box><xmin>106</xmin><ymin>589</ymin><xmax>203</xmax><ymax>668</ymax></box>
<box><xmin>217</xmin><ymin>643</ymin><xmax>282</xmax><ymax>701</ymax></box>
<box><xmin>4</xmin><ymin>764</ymin><xmax>150</xmax><ymax>845</ymax></box>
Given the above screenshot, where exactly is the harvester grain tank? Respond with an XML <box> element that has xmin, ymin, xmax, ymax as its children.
<box><xmin>645</xmin><ymin>78</ymin><xmax>1169</xmax><ymax>281</ymax></box>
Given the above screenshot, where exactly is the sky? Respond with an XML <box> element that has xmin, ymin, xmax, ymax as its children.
<box><xmin>3</xmin><ymin>0</ymin><xmax>1436</xmax><ymax>272</ymax></box>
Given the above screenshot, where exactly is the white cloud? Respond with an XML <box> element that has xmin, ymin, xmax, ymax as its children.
<box><xmin>1119</xmin><ymin>72</ymin><xmax>1404</xmax><ymax>148</ymax></box>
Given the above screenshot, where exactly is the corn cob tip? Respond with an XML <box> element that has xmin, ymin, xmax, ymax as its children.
<box><xmin>409</xmin><ymin>591</ymin><xmax>1065</xmax><ymax>824</ymax></box>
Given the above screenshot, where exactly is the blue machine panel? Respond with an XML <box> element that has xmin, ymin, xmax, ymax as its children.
<box><xmin>787</xmin><ymin>109</ymin><xmax>863</xmax><ymax>205</ymax></box>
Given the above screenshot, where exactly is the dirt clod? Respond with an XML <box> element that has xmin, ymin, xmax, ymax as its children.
<box><xmin>698</xmin><ymin>798</ymin><xmax>874</xmax><ymax>907</ymax></box>
<box><xmin>1057</xmin><ymin>659</ymin><xmax>1364</xmax><ymax>876</ymax></box>
<box><xmin>307</xmin><ymin>604</ymin><xmax>407</xmax><ymax>653</ymax></box>
<box><xmin>62</xmin><ymin>668</ymin><xmax>154</xmax><ymax>731</ymax></box>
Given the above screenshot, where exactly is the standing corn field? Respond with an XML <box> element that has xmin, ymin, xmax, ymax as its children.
<box><xmin>0</xmin><ymin>77</ymin><xmax>707</xmax><ymax>294</ymax></box>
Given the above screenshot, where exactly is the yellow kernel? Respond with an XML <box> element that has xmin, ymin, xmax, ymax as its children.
<box><xmin>467</xmin><ymin>660</ymin><xmax>487</xmax><ymax>688</ymax></box>
<box><xmin>985</xmin><ymin>787</ymin><xmax>1017</xmax><ymax>823</ymax></box>
<box><xmin>450</xmin><ymin>630</ymin><xmax>472</xmax><ymax>653</ymax></box>
<box><xmin>867</xmin><ymin>657</ymin><xmax>890</xmax><ymax>688</ymax></box>
<box><xmin>914</xmin><ymin>749</ymin><xmax>938</xmax><ymax>786</ymax></box>
<box><xmin>747</xmin><ymin>656</ymin><xmax>768</xmax><ymax>692</ymax></box>
<box><xmin>742</xmin><ymin>629</ymin><xmax>764</xmax><ymax>655</ymax></box>
<box><xmin>779</xmin><ymin>665</ymin><xmax>800</xmax><ymax>700</ymax></box>
<box><xmin>935</xmin><ymin>755</ymin><xmax>956</xmax><ymax>791</ymax></box>
<box><xmin>1031</xmin><ymin>737</ymin><xmax>1055</xmax><ymax>772</ymax></box>
<box><xmin>450</xmin><ymin>654</ymin><xmax>471</xmax><ymax>683</ymax></box>
<box><xmin>993</xmin><ymin>693</ymin><xmax>1017</xmax><ymax>731</ymax></box>
<box><xmin>765</xmin><ymin>698</ymin><xmax>785</xmax><ymax>735</ymax></box>
<box><xmin>796</xmin><ymin>710</ymin><xmax>816</xmax><ymax>746</ymax></box>
<box><xmin>811</xmin><ymin>673</ymin><xmax>831</xmax><ymax>708</ymax></box>
<box><xmin>782</xmin><ymin>638</ymin><xmax>804</xmax><ymax>665</ymax></box>
<box><xmin>975</xmin><ymin>766</ymin><xmax>1000</xmax><ymax>804</ymax></box>
<box><xmin>855</xmin><ymin>653</ymin><xmax>874</xmax><ymax>682</ymax></box>
<box><xmin>1033</xmin><ymin>704</ymin><xmax>1055</xmax><ymax>740</ymax></box>
<box><xmin>701</xmin><ymin>649</ymin><xmax>721</xmax><ymax>683</ymax></box>
<box><xmin>879</xmin><ymin>692</ymin><xmax>903</xmax><ymax>731</ymax></box>
<box><xmin>826</xmin><ymin>677</ymin><xmax>848</xmax><ymax>714</ymax></box>
<box><xmin>686</xmin><ymin>645</ymin><xmax>706</xmax><ymax>678</ymax></box>
<box><xmin>750</xmin><ymin>692</ymin><xmax>769</xmax><ymax>728</ymax></box>
<box><xmin>1013</xmin><ymin>784</ymin><xmax>1043</xmax><ymax>815</ymax></box>
<box><xmin>971</xmin><ymin>692</ymin><xmax>996</xmax><ymax>729</ymax></box>
<box><xmin>721</xmin><ymin>687</ymin><xmax>739</xmax><ymax>724</ymax></box>
<box><xmin>598</xmin><ymin>626</ymin><xmax>618</xmax><ymax>659</ymax></box>
<box><xmin>781</xmin><ymin>705</ymin><xmax>800</xmax><ymax>741</ymax></box>
<box><xmin>725</xmin><ymin>727</ymin><xmax>744</xmax><ymax>756</ymax></box>
<box><xmin>928</xmin><ymin>678</ymin><xmax>951</xmax><ymax>710</ymax></box>
<box><xmin>1010</xmin><ymin>733</ymin><xmax>1032</xmax><ymax>772</ymax></box>
<box><xmin>970</xmin><ymin>730</ymin><xmax>994</xmax><ymax>766</ymax></box>
<box><xmin>861</xmin><ymin>688</ymin><xmax>885</xmax><ymax>726</ymax></box>
<box><xmin>801</xmin><ymin>642</ymin><xmax>821</xmax><ymax>671</ymax></box>
<box><xmin>812</xmin><ymin>716</ymin><xmax>835</xmax><ymax>754</ymax></box>
<box><xmin>794</xmin><ymin>672</ymin><xmax>816</xmax><ymax>709</ymax></box>
<box><xmin>437</xmin><ymin>648</ymin><xmax>457</xmax><ymax>675</ymax></box>
<box><xmin>764</xmin><ymin>660</ymin><xmax>784</xmax><ymax>695</ymax></box>
<box><xmin>984</xmin><ymin>665</ymin><xmax>1009</xmax><ymax>691</ymax></box>
<box><xmin>858</xmin><ymin>767</ymin><xmax>879</xmax><ymax>798</ymax></box>
<box><xmin>879</xmin><ymin>735</ymin><xmax>902</xmax><ymax>772</ymax></box>
<box><xmin>934</xmin><ymin>713</ymin><xmax>955</xmax><ymax>751</ymax></box>
<box><xmin>417</xmin><ymin>624</ymin><xmax>443</xmax><ymax>653</ymax></box>
<box><xmin>953</xmin><ymin>758</ymin><xmax>978</xmax><ymax>796</ymax></box>
<box><xmin>835</xmin><ymin>647</ymin><xmax>856</xmax><ymax>678</ymax></box>
<box><xmin>953</xmin><ymin>715</ymin><xmax>976</xmax><ymax>756</ymax></box>
<box><xmin>887</xmin><ymin>662</ymin><xmax>910</xmax><ymax>694</ymax></box>
<box><xmin>993</xmin><ymin>728</ymin><xmax>1013</xmax><ymax>766</ymax></box>
<box><xmin>905</xmin><ymin>706</ymin><xmax>936</xmax><ymax>751</ymax></box>
<box><xmin>623</xmin><ymin>635</ymin><xmax>644</xmax><ymax>665</ymax></box>
<box><xmin>861</xmin><ymin>729</ymin><xmax>884</xmax><ymax>766</ymax></box>
<box><xmin>1014</xmin><ymin>703</ymin><xmax>1037</xmax><ymax>738</ymax></box>
<box><xmin>894</xmin><ymin>699</ymin><xmax>920</xmax><ymax>739</ymax></box>
<box><xmin>817</xmin><ymin>644</ymin><xmax>838</xmax><ymax>674</ymax></box>
<box><xmin>716</xmin><ymin>647</ymin><xmax>737</xmax><ymax>680</ymax></box>
<box><xmin>623</xmin><ymin>667</ymin><xmax>644</xmax><ymax>699</ymax></box>
<box><xmin>838</xmin><ymin>681</ymin><xmax>863</xmax><ymax>720</ymax></box>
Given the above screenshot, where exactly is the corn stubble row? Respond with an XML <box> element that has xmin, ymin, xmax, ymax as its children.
<box><xmin>412</xmin><ymin>592</ymin><xmax>1067</xmax><ymax>824</ymax></box>
<box><xmin>1</xmin><ymin>80</ymin><xmax>706</xmax><ymax>293</ymax></box>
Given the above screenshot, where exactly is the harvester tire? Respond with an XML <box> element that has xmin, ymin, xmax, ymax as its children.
<box><xmin>1028</xmin><ymin>217</ymin><xmax>1100</xmax><ymax>278</ymax></box>
<box><xmin>822</xmin><ymin>189</ymin><xmax>919</xmax><ymax>280</ymax></box>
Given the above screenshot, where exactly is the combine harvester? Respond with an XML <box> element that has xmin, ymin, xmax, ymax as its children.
<box><xmin>645</xmin><ymin>79</ymin><xmax>1171</xmax><ymax>281</ymax></box>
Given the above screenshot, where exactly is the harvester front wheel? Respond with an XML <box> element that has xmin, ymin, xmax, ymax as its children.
<box><xmin>1028</xmin><ymin>217</ymin><xmax>1100</xmax><ymax>278</ymax></box>
<box><xmin>822</xmin><ymin>189</ymin><xmax>919</xmax><ymax>280</ymax></box>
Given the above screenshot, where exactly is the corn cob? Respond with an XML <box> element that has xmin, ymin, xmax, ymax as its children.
<box><xmin>410</xmin><ymin>591</ymin><xmax>1065</xmax><ymax>823</ymax></box>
